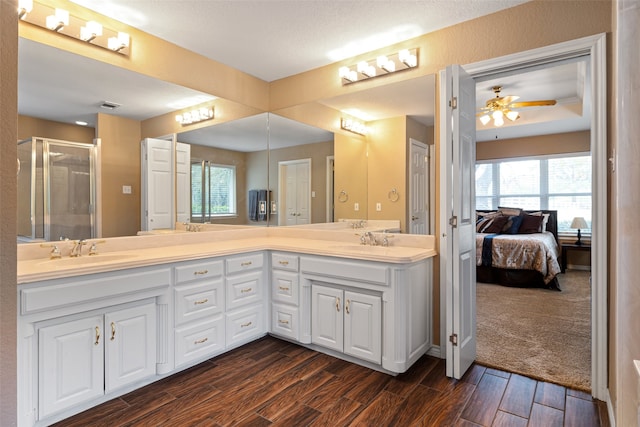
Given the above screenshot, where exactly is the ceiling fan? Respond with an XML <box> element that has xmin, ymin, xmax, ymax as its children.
<box><xmin>478</xmin><ymin>86</ymin><xmax>557</xmax><ymax>127</ymax></box>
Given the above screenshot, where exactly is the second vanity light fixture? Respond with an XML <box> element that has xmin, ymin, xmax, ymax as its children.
<box><xmin>176</xmin><ymin>107</ymin><xmax>215</xmax><ymax>126</ymax></box>
<box><xmin>340</xmin><ymin>118</ymin><xmax>367</xmax><ymax>136</ymax></box>
<box><xmin>18</xmin><ymin>0</ymin><xmax>130</xmax><ymax>55</ymax></box>
<box><xmin>339</xmin><ymin>48</ymin><xmax>418</xmax><ymax>84</ymax></box>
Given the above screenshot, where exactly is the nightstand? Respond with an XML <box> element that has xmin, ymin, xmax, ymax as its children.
<box><xmin>561</xmin><ymin>243</ymin><xmax>591</xmax><ymax>273</ymax></box>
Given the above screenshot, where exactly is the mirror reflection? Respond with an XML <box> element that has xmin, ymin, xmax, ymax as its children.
<box><xmin>17</xmin><ymin>36</ymin><xmax>436</xmax><ymax>240</ymax></box>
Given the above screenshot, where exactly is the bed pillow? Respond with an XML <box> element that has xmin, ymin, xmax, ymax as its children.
<box><xmin>529</xmin><ymin>211</ymin><xmax>550</xmax><ymax>232</ymax></box>
<box><xmin>498</xmin><ymin>206</ymin><xmax>523</xmax><ymax>216</ymax></box>
<box><xmin>501</xmin><ymin>214</ymin><xmax>524</xmax><ymax>234</ymax></box>
<box><xmin>518</xmin><ymin>213</ymin><xmax>544</xmax><ymax>234</ymax></box>
<box><xmin>476</xmin><ymin>211</ymin><xmax>499</xmax><ymax>232</ymax></box>
<box><xmin>482</xmin><ymin>215</ymin><xmax>509</xmax><ymax>233</ymax></box>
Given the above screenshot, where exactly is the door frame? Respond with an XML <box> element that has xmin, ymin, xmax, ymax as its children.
<box><xmin>326</xmin><ymin>156</ymin><xmax>334</xmax><ymax>223</ymax></box>
<box><xmin>439</xmin><ymin>33</ymin><xmax>608</xmax><ymax>400</ymax></box>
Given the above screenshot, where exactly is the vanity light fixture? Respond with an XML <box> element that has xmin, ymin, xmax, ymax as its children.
<box><xmin>18</xmin><ymin>1</ymin><xmax>131</xmax><ymax>55</ymax></box>
<box><xmin>18</xmin><ymin>0</ymin><xmax>33</xmax><ymax>20</ymax></box>
<box><xmin>80</xmin><ymin>20</ymin><xmax>103</xmax><ymax>43</ymax></box>
<box><xmin>339</xmin><ymin>48</ymin><xmax>418</xmax><ymax>85</ymax></box>
<box><xmin>340</xmin><ymin>118</ymin><xmax>367</xmax><ymax>136</ymax></box>
<box><xmin>45</xmin><ymin>8</ymin><xmax>69</xmax><ymax>32</ymax></box>
<box><xmin>176</xmin><ymin>107</ymin><xmax>214</xmax><ymax>125</ymax></box>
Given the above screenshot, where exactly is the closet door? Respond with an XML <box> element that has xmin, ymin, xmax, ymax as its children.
<box><xmin>141</xmin><ymin>138</ymin><xmax>173</xmax><ymax>230</ymax></box>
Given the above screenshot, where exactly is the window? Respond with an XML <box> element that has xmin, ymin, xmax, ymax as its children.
<box><xmin>476</xmin><ymin>154</ymin><xmax>591</xmax><ymax>234</ymax></box>
<box><xmin>191</xmin><ymin>161</ymin><xmax>236</xmax><ymax>220</ymax></box>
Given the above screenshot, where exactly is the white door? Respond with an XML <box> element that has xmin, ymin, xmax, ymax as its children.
<box><xmin>442</xmin><ymin>65</ymin><xmax>477</xmax><ymax>379</ymax></box>
<box><xmin>344</xmin><ymin>291</ymin><xmax>381</xmax><ymax>364</ymax></box>
<box><xmin>409</xmin><ymin>139</ymin><xmax>429</xmax><ymax>234</ymax></box>
<box><xmin>105</xmin><ymin>303</ymin><xmax>156</xmax><ymax>392</ymax></box>
<box><xmin>39</xmin><ymin>315</ymin><xmax>104</xmax><ymax>418</ymax></box>
<box><xmin>311</xmin><ymin>285</ymin><xmax>343</xmax><ymax>352</ymax></box>
<box><xmin>141</xmin><ymin>138</ymin><xmax>173</xmax><ymax>230</ymax></box>
<box><xmin>176</xmin><ymin>142</ymin><xmax>191</xmax><ymax>224</ymax></box>
<box><xmin>281</xmin><ymin>160</ymin><xmax>311</xmax><ymax>225</ymax></box>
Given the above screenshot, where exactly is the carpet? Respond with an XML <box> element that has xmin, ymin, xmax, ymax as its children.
<box><xmin>476</xmin><ymin>270</ymin><xmax>591</xmax><ymax>392</ymax></box>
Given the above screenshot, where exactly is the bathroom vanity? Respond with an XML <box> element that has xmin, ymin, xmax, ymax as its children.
<box><xmin>17</xmin><ymin>228</ymin><xmax>435</xmax><ymax>426</ymax></box>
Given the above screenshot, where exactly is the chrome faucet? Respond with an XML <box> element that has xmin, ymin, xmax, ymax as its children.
<box><xmin>70</xmin><ymin>239</ymin><xmax>87</xmax><ymax>257</ymax></box>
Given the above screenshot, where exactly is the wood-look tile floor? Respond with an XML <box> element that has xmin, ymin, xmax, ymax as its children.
<box><xmin>54</xmin><ymin>336</ymin><xmax>610</xmax><ymax>427</ymax></box>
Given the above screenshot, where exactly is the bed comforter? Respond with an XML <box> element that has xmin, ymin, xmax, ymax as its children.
<box><xmin>475</xmin><ymin>231</ymin><xmax>561</xmax><ymax>284</ymax></box>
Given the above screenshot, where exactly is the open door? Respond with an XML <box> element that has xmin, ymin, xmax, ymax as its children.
<box><xmin>141</xmin><ymin>138</ymin><xmax>174</xmax><ymax>231</ymax></box>
<box><xmin>441</xmin><ymin>65</ymin><xmax>477</xmax><ymax>379</ymax></box>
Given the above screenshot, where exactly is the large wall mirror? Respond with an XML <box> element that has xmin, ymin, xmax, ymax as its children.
<box><xmin>17</xmin><ymin>35</ymin><xmax>436</xmax><ymax>240</ymax></box>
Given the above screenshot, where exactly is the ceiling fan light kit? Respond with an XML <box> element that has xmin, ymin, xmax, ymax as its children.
<box><xmin>478</xmin><ymin>85</ymin><xmax>556</xmax><ymax>127</ymax></box>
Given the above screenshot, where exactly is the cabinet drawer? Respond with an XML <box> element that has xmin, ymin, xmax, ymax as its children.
<box><xmin>271</xmin><ymin>253</ymin><xmax>299</xmax><ymax>272</ymax></box>
<box><xmin>175</xmin><ymin>316</ymin><xmax>225</xmax><ymax>368</ymax></box>
<box><xmin>301</xmin><ymin>257</ymin><xmax>389</xmax><ymax>285</ymax></box>
<box><xmin>271</xmin><ymin>303</ymin><xmax>299</xmax><ymax>341</ymax></box>
<box><xmin>226</xmin><ymin>253</ymin><xmax>264</xmax><ymax>274</ymax></box>
<box><xmin>175</xmin><ymin>260</ymin><xmax>223</xmax><ymax>285</ymax></box>
<box><xmin>174</xmin><ymin>279</ymin><xmax>224</xmax><ymax>326</ymax></box>
<box><xmin>226</xmin><ymin>271</ymin><xmax>263</xmax><ymax>310</ymax></box>
<box><xmin>271</xmin><ymin>270</ymin><xmax>299</xmax><ymax>305</ymax></box>
<box><xmin>226</xmin><ymin>304</ymin><xmax>264</xmax><ymax>347</ymax></box>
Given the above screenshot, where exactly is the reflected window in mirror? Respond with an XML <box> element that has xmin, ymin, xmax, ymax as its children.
<box><xmin>191</xmin><ymin>160</ymin><xmax>237</xmax><ymax>222</ymax></box>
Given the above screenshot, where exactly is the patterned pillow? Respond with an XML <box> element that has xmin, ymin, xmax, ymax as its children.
<box><xmin>476</xmin><ymin>211</ymin><xmax>500</xmax><ymax>232</ymax></box>
<box><xmin>501</xmin><ymin>215</ymin><xmax>524</xmax><ymax>234</ymax></box>
<box><xmin>498</xmin><ymin>206</ymin><xmax>523</xmax><ymax>216</ymax></box>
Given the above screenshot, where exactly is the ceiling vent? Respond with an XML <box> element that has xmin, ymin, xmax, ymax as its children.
<box><xmin>99</xmin><ymin>101</ymin><xmax>121</xmax><ymax>110</ymax></box>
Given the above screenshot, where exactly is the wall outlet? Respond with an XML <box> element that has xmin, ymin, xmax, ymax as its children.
<box><xmin>376</xmin><ymin>202</ymin><xmax>382</xmax><ymax>211</ymax></box>
<box><xmin>311</xmin><ymin>191</ymin><xmax>316</xmax><ymax>198</ymax></box>
<box><xmin>354</xmin><ymin>202</ymin><xmax>359</xmax><ymax>211</ymax></box>
<box><xmin>122</xmin><ymin>185</ymin><xmax>132</xmax><ymax>194</ymax></box>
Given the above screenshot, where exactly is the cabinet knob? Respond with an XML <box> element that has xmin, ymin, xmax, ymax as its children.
<box><xmin>336</xmin><ymin>297</ymin><xmax>341</xmax><ymax>312</ymax></box>
<box><xmin>95</xmin><ymin>326</ymin><xmax>100</xmax><ymax>345</ymax></box>
<box><xmin>110</xmin><ymin>322</ymin><xmax>116</xmax><ymax>341</ymax></box>
<box><xmin>345</xmin><ymin>299</ymin><xmax>351</xmax><ymax>315</ymax></box>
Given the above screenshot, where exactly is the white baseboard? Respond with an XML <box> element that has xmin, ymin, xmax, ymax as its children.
<box><xmin>427</xmin><ymin>345</ymin><xmax>443</xmax><ymax>358</ymax></box>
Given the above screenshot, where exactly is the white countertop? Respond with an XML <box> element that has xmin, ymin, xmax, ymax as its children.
<box><xmin>18</xmin><ymin>228</ymin><xmax>436</xmax><ymax>284</ymax></box>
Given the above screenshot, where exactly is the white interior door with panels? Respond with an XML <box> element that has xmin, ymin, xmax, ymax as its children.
<box><xmin>440</xmin><ymin>65</ymin><xmax>477</xmax><ymax>380</ymax></box>
<box><xmin>409</xmin><ymin>138</ymin><xmax>429</xmax><ymax>234</ymax></box>
<box><xmin>175</xmin><ymin>142</ymin><xmax>191</xmax><ymax>224</ymax></box>
<box><xmin>141</xmin><ymin>138</ymin><xmax>174</xmax><ymax>231</ymax></box>
<box><xmin>279</xmin><ymin>159</ymin><xmax>311</xmax><ymax>225</ymax></box>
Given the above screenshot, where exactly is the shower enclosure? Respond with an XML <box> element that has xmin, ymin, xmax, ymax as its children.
<box><xmin>17</xmin><ymin>137</ymin><xmax>97</xmax><ymax>242</ymax></box>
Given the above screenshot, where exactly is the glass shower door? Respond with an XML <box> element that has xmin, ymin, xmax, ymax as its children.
<box><xmin>44</xmin><ymin>140</ymin><xmax>96</xmax><ymax>241</ymax></box>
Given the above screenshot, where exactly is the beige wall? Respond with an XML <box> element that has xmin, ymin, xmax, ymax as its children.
<box><xmin>0</xmin><ymin>0</ymin><xmax>18</xmax><ymax>424</ymax></box>
<box><xmin>333</xmin><ymin>133</ymin><xmax>368</xmax><ymax>221</ymax></box>
<box><xmin>96</xmin><ymin>113</ymin><xmax>141</xmax><ymax>237</ymax></box>
<box><xmin>268</xmin><ymin>141</ymin><xmax>334</xmax><ymax>225</ymax></box>
<box><xmin>189</xmin><ymin>144</ymin><xmax>250</xmax><ymax>225</ymax></box>
<box><xmin>18</xmin><ymin>115</ymin><xmax>95</xmax><ymax>143</ymax></box>
<box><xmin>476</xmin><ymin>130</ymin><xmax>590</xmax><ymax>160</ymax></box>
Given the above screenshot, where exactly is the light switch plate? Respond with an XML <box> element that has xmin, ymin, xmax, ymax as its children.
<box><xmin>122</xmin><ymin>185</ymin><xmax>132</xmax><ymax>194</ymax></box>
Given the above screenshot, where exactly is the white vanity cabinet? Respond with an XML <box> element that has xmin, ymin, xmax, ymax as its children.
<box><xmin>311</xmin><ymin>284</ymin><xmax>381</xmax><ymax>364</ymax></box>
<box><xmin>39</xmin><ymin>302</ymin><xmax>156</xmax><ymax>419</ymax></box>
<box><xmin>173</xmin><ymin>259</ymin><xmax>225</xmax><ymax>368</ymax></box>
<box><xmin>300</xmin><ymin>254</ymin><xmax>431</xmax><ymax>374</ymax></box>
<box><xmin>270</xmin><ymin>252</ymin><xmax>302</xmax><ymax>341</ymax></box>
<box><xmin>18</xmin><ymin>266</ymin><xmax>170</xmax><ymax>426</ymax></box>
<box><xmin>224</xmin><ymin>252</ymin><xmax>266</xmax><ymax>348</ymax></box>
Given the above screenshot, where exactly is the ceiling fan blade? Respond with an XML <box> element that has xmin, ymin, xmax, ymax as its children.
<box><xmin>509</xmin><ymin>100</ymin><xmax>557</xmax><ymax>108</ymax></box>
<box><xmin>501</xmin><ymin>95</ymin><xmax>520</xmax><ymax>104</ymax></box>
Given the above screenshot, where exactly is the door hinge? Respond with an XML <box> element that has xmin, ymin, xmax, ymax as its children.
<box><xmin>449</xmin><ymin>216</ymin><xmax>458</xmax><ymax>228</ymax></box>
<box><xmin>449</xmin><ymin>97</ymin><xmax>458</xmax><ymax>109</ymax></box>
<box><xmin>449</xmin><ymin>333</ymin><xmax>458</xmax><ymax>346</ymax></box>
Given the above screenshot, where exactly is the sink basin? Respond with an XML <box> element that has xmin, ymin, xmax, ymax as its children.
<box><xmin>37</xmin><ymin>253</ymin><xmax>139</xmax><ymax>267</ymax></box>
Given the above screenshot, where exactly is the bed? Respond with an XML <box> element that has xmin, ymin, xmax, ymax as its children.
<box><xmin>475</xmin><ymin>209</ymin><xmax>562</xmax><ymax>290</ymax></box>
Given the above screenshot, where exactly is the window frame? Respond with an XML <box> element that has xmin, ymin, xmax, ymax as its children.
<box><xmin>191</xmin><ymin>160</ymin><xmax>238</xmax><ymax>221</ymax></box>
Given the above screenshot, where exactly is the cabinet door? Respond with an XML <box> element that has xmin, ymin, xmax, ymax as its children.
<box><xmin>344</xmin><ymin>291</ymin><xmax>382</xmax><ymax>364</ymax></box>
<box><xmin>105</xmin><ymin>303</ymin><xmax>156</xmax><ymax>392</ymax></box>
<box><xmin>39</xmin><ymin>315</ymin><xmax>104</xmax><ymax>419</ymax></box>
<box><xmin>311</xmin><ymin>285</ymin><xmax>343</xmax><ymax>353</ymax></box>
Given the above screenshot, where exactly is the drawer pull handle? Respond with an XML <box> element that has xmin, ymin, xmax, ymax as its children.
<box><xmin>194</xmin><ymin>337</ymin><xmax>208</xmax><ymax>345</ymax></box>
<box><xmin>95</xmin><ymin>326</ymin><xmax>100</xmax><ymax>345</ymax></box>
<box><xmin>241</xmin><ymin>288</ymin><xmax>253</xmax><ymax>294</ymax></box>
<box><xmin>193</xmin><ymin>270</ymin><xmax>209</xmax><ymax>275</ymax></box>
<box><xmin>345</xmin><ymin>299</ymin><xmax>351</xmax><ymax>315</ymax></box>
<box><xmin>110</xmin><ymin>322</ymin><xmax>116</xmax><ymax>341</ymax></box>
<box><xmin>240</xmin><ymin>261</ymin><xmax>253</xmax><ymax>267</ymax></box>
<box><xmin>194</xmin><ymin>298</ymin><xmax>209</xmax><ymax>305</ymax></box>
<box><xmin>241</xmin><ymin>321</ymin><xmax>253</xmax><ymax>328</ymax></box>
<box><xmin>278</xmin><ymin>260</ymin><xmax>289</xmax><ymax>266</ymax></box>
<box><xmin>336</xmin><ymin>297</ymin><xmax>341</xmax><ymax>312</ymax></box>
<box><xmin>278</xmin><ymin>319</ymin><xmax>290</xmax><ymax>325</ymax></box>
<box><xmin>278</xmin><ymin>286</ymin><xmax>290</xmax><ymax>291</ymax></box>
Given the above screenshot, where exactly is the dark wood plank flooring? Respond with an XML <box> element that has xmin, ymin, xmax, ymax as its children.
<box><xmin>54</xmin><ymin>336</ymin><xmax>610</xmax><ymax>427</ymax></box>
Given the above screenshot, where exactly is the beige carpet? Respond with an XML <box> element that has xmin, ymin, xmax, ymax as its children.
<box><xmin>476</xmin><ymin>270</ymin><xmax>591</xmax><ymax>392</ymax></box>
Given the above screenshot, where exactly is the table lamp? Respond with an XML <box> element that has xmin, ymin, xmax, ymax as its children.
<box><xmin>571</xmin><ymin>216</ymin><xmax>588</xmax><ymax>246</ymax></box>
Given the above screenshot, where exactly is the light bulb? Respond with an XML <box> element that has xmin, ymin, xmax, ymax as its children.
<box><xmin>479</xmin><ymin>114</ymin><xmax>491</xmax><ymax>126</ymax></box>
<box><xmin>506</xmin><ymin>110</ymin><xmax>520</xmax><ymax>121</ymax></box>
<box><xmin>492</xmin><ymin>110</ymin><xmax>503</xmax><ymax>120</ymax></box>
<box><xmin>494</xmin><ymin>115</ymin><xmax>505</xmax><ymax>127</ymax></box>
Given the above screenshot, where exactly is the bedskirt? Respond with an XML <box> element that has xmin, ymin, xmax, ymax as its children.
<box><xmin>476</xmin><ymin>265</ymin><xmax>561</xmax><ymax>291</ymax></box>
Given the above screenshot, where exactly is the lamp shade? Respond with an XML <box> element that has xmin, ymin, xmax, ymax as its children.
<box><xmin>570</xmin><ymin>217</ymin><xmax>588</xmax><ymax>229</ymax></box>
